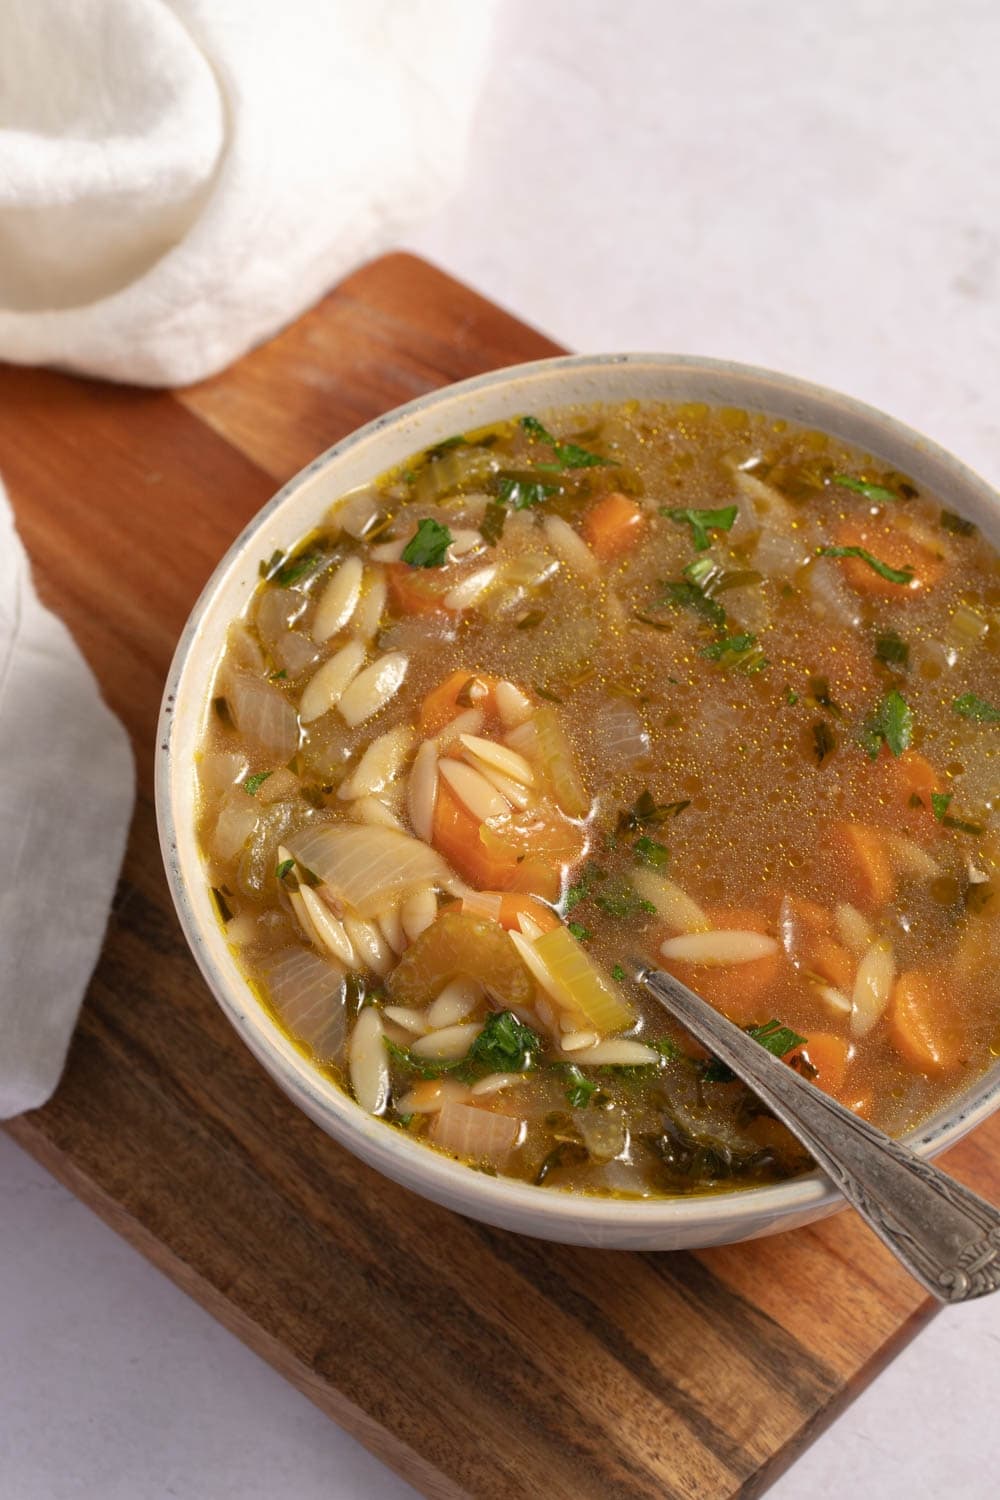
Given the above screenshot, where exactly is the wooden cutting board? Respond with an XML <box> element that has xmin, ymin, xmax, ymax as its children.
<box><xmin>3</xmin><ymin>253</ymin><xmax>998</xmax><ymax>1500</ymax></box>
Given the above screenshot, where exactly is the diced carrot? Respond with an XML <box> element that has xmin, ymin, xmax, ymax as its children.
<box><xmin>829</xmin><ymin>520</ymin><xmax>944</xmax><ymax>600</ymax></box>
<box><xmin>889</xmin><ymin>971</ymin><xmax>965</xmax><ymax>1075</ymax></box>
<box><xmin>884</xmin><ymin>748</ymin><xmax>944</xmax><ymax>829</ymax></box>
<box><xmin>419</xmin><ymin>669</ymin><xmax>502</xmax><ymax>734</ymax></box>
<box><xmin>581</xmin><ymin>492</ymin><xmax>647</xmax><ymax>561</ymax></box>
<box><xmin>787</xmin><ymin>1032</ymin><xmax>851</xmax><ymax>1098</ymax></box>
<box><xmin>431</xmin><ymin>779</ymin><xmax>564</xmax><ymax>902</ymax></box>
<box><xmin>385</xmin><ymin>562</ymin><xmax>452</xmax><ymax>618</ymax></box>
<box><xmin>780</xmin><ymin>895</ymin><xmax>855</xmax><ymax>992</ymax></box>
<box><xmin>826</xmin><ymin>822</ymin><xmax>895</xmax><ymax>912</ymax></box>
<box><xmin>658</xmin><ymin>906</ymin><xmax>782</xmax><ymax>1026</ymax></box>
<box><xmin>461</xmin><ymin>890</ymin><xmax>561</xmax><ymax>933</ymax></box>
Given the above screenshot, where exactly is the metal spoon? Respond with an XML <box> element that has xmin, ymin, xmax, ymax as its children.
<box><xmin>635</xmin><ymin>963</ymin><xmax>1000</xmax><ymax>1303</ymax></box>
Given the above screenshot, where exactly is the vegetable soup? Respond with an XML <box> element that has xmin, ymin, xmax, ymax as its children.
<box><xmin>196</xmin><ymin>402</ymin><xmax>1000</xmax><ymax>1197</ymax></box>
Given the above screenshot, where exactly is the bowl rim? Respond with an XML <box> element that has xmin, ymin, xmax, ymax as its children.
<box><xmin>156</xmin><ymin>351</ymin><xmax>1000</xmax><ymax>1239</ymax></box>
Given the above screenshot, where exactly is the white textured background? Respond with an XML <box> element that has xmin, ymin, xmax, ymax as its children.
<box><xmin>3</xmin><ymin>2</ymin><xmax>999</xmax><ymax>1496</ymax></box>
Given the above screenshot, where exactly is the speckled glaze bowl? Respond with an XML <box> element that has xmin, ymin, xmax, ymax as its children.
<box><xmin>156</xmin><ymin>354</ymin><xmax>1000</xmax><ymax>1250</ymax></box>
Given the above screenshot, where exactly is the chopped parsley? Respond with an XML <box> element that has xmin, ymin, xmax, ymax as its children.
<box><xmin>617</xmin><ymin>789</ymin><xmax>690</xmax><ymax>831</ymax></box>
<box><xmin>875</xmin><ymin>630</ymin><xmax>910</xmax><ymax>669</ymax></box>
<box><xmin>467</xmin><ymin>1010</ymin><xmax>541</xmax><ymax>1074</ymax></box>
<box><xmin>563</xmin><ymin>865</ymin><xmax>655</xmax><ymax>922</ymax></box>
<box><xmin>940</xmin><ymin>509</ymin><xmax>976</xmax><ymax>537</ymax></box>
<box><xmin>808</xmin><ymin>675</ymin><xmax>842</xmax><ymax>715</ymax></box>
<box><xmin>480</xmin><ymin>500</ymin><xmax>507</xmax><ymax>545</ymax></box>
<box><xmin>594</xmin><ymin>878</ymin><xmax>658</xmax><ymax>921</ymax></box>
<box><xmin>567</xmin><ymin>921</ymin><xmax>593</xmax><ymax>942</ymax></box>
<box><xmin>663</xmin><ymin>504</ymin><xmax>739</xmax><ymax>551</ymax></box>
<box><xmin>634</xmin><ymin>835</ymin><xmax>670</xmax><ymax>868</ymax></box>
<box><xmin>496</xmin><ymin>474</ymin><xmax>559</xmax><ymax>509</ymax></box>
<box><xmin>953</xmin><ymin>693</ymin><xmax>1000</xmax><ymax>725</ymax></box>
<box><xmin>275</xmin><ymin>857</ymin><xmax>295</xmax><ymax>882</ymax></box>
<box><xmin>563</xmin><ymin>1067</ymin><xmax>600</xmax><ymax>1109</ymax></box>
<box><xmin>401</xmin><ymin>517</ymin><xmax>453</xmax><ymax>567</ymax></box>
<box><xmin>812</xmin><ymin>720</ymin><xmax>837</xmax><ymax>764</ymax></box>
<box><xmin>931</xmin><ymin>793</ymin><xmax>985</xmax><ymax>836</ymax></box>
<box><xmin>657</xmin><ymin>579</ymin><xmax>727</xmax><ymax>628</ymax></box>
<box><xmin>701</xmin><ymin>632</ymin><xmax>769</xmax><ymax>672</ymax></box>
<box><xmin>210</xmin><ymin>886</ymin><xmax>233</xmax><ymax>923</ymax></box>
<box><xmin>860</xmin><ymin>688</ymin><xmax>913</xmax><ymax>759</ymax></box>
<box><xmin>830</xmin><ymin>474</ymin><xmax>899</xmax><ymax>505</ymax></box>
<box><xmin>704</xmin><ymin>1019</ymin><xmax>807</xmax><ymax>1083</ymax></box>
<box><xmin>818</xmin><ymin>545</ymin><xmax>914</xmax><ymax>586</ymax></box>
<box><xmin>520</xmin><ymin>415</ymin><xmax>611</xmax><ymax>469</ymax></box>
<box><xmin>611</xmin><ymin>963</ymin><xmax>627</xmax><ymax>983</ymax></box>
<box><xmin>242</xmin><ymin>770</ymin><xmax>274</xmax><ymax>796</ymax></box>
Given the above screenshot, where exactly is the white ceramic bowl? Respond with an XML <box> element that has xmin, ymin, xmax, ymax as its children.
<box><xmin>156</xmin><ymin>354</ymin><xmax>1000</xmax><ymax>1250</ymax></box>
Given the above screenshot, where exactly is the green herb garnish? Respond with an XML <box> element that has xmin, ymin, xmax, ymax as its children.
<box><xmin>467</xmin><ymin>1010</ymin><xmax>541</xmax><ymax>1074</ymax></box>
<box><xmin>860</xmin><ymin>688</ymin><xmax>913</xmax><ymax>759</ymax></box>
<box><xmin>563</xmin><ymin>1067</ymin><xmax>599</xmax><ymax>1109</ymax></box>
<box><xmin>496</xmin><ymin>474</ymin><xmax>558</xmax><ymax>509</ymax></box>
<box><xmin>830</xmin><ymin>474</ymin><xmax>899</xmax><ymax>505</ymax></box>
<box><xmin>808</xmin><ymin>675</ymin><xmax>842</xmax><ymax>715</ymax></box>
<box><xmin>818</xmin><ymin>545</ymin><xmax>914</xmax><ymax>585</ymax></box>
<box><xmin>594</xmin><ymin>879</ymin><xmax>658</xmax><ymax>921</ymax></box>
<box><xmin>210</xmin><ymin>886</ymin><xmax>233</xmax><ymax>923</ymax></box>
<box><xmin>480</xmin><ymin>500</ymin><xmax>507</xmax><ymax>546</ymax></box>
<box><xmin>242</xmin><ymin>770</ymin><xmax>274</xmax><ymax>796</ymax></box>
<box><xmin>705</xmin><ymin>1019</ymin><xmax>807</xmax><ymax>1082</ymax></box>
<box><xmin>701</xmin><ymin>632</ymin><xmax>769</xmax><ymax>672</ymax></box>
<box><xmin>401</xmin><ymin>517</ymin><xmax>453</xmax><ymax>568</ymax></box>
<box><xmin>953</xmin><ymin>693</ymin><xmax>1000</xmax><ymax>724</ymax></box>
<box><xmin>812</xmin><ymin>720</ymin><xmax>837</xmax><ymax>764</ymax></box>
<box><xmin>274</xmin><ymin>548</ymin><xmax>325</xmax><ymax>587</ymax></box>
<box><xmin>875</xmin><ymin>630</ymin><xmax>910</xmax><ymax>669</ymax></box>
<box><xmin>618</xmin><ymin>789</ymin><xmax>690</xmax><ymax>831</ymax></box>
<box><xmin>611</xmin><ymin>963</ymin><xmax>627</xmax><ymax>983</ymax></box>
<box><xmin>940</xmin><ymin>510</ymin><xmax>976</xmax><ymax>537</ymax></box>
<box><xmin>931</xmin><ymin>793</ymin><xmax>985</xmax><ymax>836</ymax></box>
<box><xmin>658</xmin><ymin>580</ymin><xmax>727</xmax><ymax>628</ymax></box>
<box><xmin>634</xmin><ymin>835</ymin><xmax>670</xmax><ymax>868</ymax></box>
<box><xmin>520</xmin><ymin>415</ymin><xmax>611</xmax><ymax>469</ymax></box>
<box><xmin>567</xmin><ymin>921</ymin><xmax>593</xmax><ymax>942</ymax></box>
<box><xmin>663</xmin><ymin>505</ymin><xmax>739</xmax><ymax>551</ymax></box>
<box><xmin>275</xmin><ymin>857</ymin><xmax>295</xmax><ymax>882</ymax></box>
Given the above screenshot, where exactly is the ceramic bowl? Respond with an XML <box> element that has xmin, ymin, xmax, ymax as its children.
<box><xmin>156</xmin><ymin>354</ymin><xmax>1000</xmax><ymax>1250</ymax></box>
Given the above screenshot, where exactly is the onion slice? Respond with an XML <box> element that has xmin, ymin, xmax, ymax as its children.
<box><xmin>286</xmin><ymin>823</ymin><xmax>460</xmax><ymax>917</ymax></box>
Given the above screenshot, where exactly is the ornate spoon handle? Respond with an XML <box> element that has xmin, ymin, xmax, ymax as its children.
<box><xmin>636</xmin><ymin>964</ymin><xmax>1000</xmax><ymax>1302</ymax></box>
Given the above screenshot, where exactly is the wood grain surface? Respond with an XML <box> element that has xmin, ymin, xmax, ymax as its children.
<box><xmin>2</xmin><ymin>253</ymin><xmax>997</xmax><ymax>1500</ymax></box>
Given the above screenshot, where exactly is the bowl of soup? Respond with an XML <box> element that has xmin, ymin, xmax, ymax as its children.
<box><xmin>156</xmin><ymin>355</ymin><xmax>1000</xmax><ymax>1250</ymax></box>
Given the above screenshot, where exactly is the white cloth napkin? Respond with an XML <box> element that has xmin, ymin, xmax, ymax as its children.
<box><xmin>0</xmin><ymin>0</ymin><xmax>494</xmax><ymax>1112</ymax></box>
<box><xmin>0</xmin><ymin>485</ymin><xmax>134</xmax><ymax>1117</ymax></box>
<box><xmin>0</xmin><ymin>0</ymin><xmax>495</xmax><ymax>385</ymax></box>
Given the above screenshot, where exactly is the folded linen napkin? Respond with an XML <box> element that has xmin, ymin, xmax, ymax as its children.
<box><xmin>0</xmin><ymin>483</ymin><xmax>134</xmax><ymax>1117</ymax></box>
<box><xmin>0</xmin><ymin>0</ymin><xmax>494</xmax><ymax>385</ymax></box>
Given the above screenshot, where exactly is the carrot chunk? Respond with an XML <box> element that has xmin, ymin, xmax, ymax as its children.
<box><xmin>659</xmin><ymin>906</ymin><xmax>782</xmax><ymax>1026</ymax></box>
<box><xmin>419</xmin><ymin>670</ymin><xmax>502</xmax><ymax>734</ymax></box>
<box><xmin>385</xmin><ymin>561</ymin><xmax>452</xmax><ymax>617</ymax></box>
<box><xmin>581</xmin><ymin>492</ymin><xmax>647</xmax><ymax>561</ymax></box>
<box><xmin>788</xmin><ymin>1032</ymin><xmax>851</xmax><ymax>1098</ymax></box>
<box><xmin>828</xmin><ymin>520</ymin><xmax>944</xmax><ymax>599</ymax></box>
<box><xmin>826</xmin><ymin>822</ymin><xmax>894</xmax><ymax>912</ymax></box>
<box><xmin>461</xmin><ymin>890</ymin><xmax>562</xmax><ymax>934</ymax></box>
<box><xmin>430</xmin><ymin>779</ymin><xmax>569</xmax><ymax>902</ymax></box>
<box><xmin>889</xmin><ymin>971</ymin><xmax>965</xmax><ymax>1075</ymax></box>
